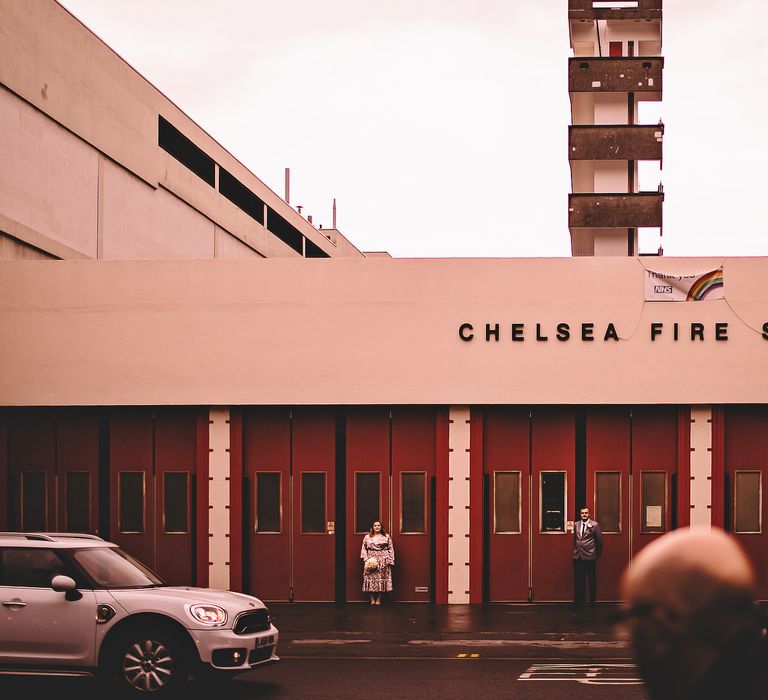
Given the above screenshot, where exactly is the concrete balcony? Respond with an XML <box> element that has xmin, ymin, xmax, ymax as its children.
<box><xmin>568</xmin><ymin>0</ymin><xmax>662</xmax><ymax>21</ymax></box>
<box><xmin>568</xmin><ymin>192</ymin><xmax>663</xmax><ymax>228</ymax></box>
<box><xmin>569</xmin><ymin>124</ymin><xmax>663</xmax><ymax>161</ymax></box>
<box><xmin>569</xmin><ymin>57</ymin><xmax>663</xmax><ymax>97</ymax></box>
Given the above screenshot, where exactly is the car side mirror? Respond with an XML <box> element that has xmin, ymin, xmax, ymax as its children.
<box><xmin>51</xmin><ymin>575</ymin><xmax>82</xmax><ymax>601</ymax></box>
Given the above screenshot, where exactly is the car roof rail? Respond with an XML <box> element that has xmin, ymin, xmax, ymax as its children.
<box><xmin>0</xmin><ymin>532</ymin><xmax>56</xmax><ymax>541</ymax></box>
<box><xmin>0</xmin><ymin>532</ymin><xmax>104</xmax><ymax>542</ymax></box>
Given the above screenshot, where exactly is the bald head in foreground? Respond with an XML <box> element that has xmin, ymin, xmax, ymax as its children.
<box><xmin>620</xmin><ymin>527</ymin><xmax>767</xmax><ymax>700</ymax></box>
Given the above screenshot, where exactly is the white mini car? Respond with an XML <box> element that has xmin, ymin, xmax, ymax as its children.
<box><xmin>0</xmin><ymin>532</ymin><xmax>279</xmax><ymax>694</ymax></box>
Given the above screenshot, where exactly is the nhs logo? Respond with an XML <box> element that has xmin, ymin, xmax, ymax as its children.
<box><xmin>654</xmin><ymin>285</ymin><xmax>673</xmax><ymax>294</ymax></box>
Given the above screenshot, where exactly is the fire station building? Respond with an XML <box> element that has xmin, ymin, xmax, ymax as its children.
<box><xmin>2</xmin><ymin>0</ymin><xmax>767</xmax><ymax>604</ymax></box>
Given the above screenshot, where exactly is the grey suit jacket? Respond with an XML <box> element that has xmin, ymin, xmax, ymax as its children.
<box><xmin>573</xmin><ymin>518</ymin><xmax>603</xmax><ymax>560</ymax></box>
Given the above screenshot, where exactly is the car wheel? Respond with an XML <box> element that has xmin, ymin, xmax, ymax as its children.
<box><xmin>111</xmin><ymin>630</ymin><xmax>189</xmax><ymax>695</ymax></box>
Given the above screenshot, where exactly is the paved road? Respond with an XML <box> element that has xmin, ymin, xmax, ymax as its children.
<box><xmin>0</xmin><ymin>658</ymin><xmax>649</xmax><ymax>699</ymax></box>
<box><xmin>0</xmin><ymin>604</ymin><xmax>652</xmax><ymax>697</ymax></box>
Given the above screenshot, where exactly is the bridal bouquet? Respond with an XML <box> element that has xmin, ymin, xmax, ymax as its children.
<box><xmin>364</xmin><ymin>557</ymin><xmax>379</xmax><ymax>574</ymax></box>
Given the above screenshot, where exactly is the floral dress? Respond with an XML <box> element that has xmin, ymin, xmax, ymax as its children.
<box><xmin>361</xmin><ymin>533</ymin><xmax>395</xmax><ymax>592</ymax></box>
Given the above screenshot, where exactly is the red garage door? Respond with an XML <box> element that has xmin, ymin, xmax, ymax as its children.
<box><xmin>586</xmin><ymin>407</ymin><xmax>630</xmax><ymax>602</ymax></box>
<box><xmin>531</xmin><ymin>407</ymin><xmax>576</xmax><ymax>602</ymax></box>
<box><xmin>244</xmin><ymin>408</ymin><xmax>292</xmax><ymax>601</ymax></box>
<box><xmin>346</xmin><ymin>408</ymin><xmax>391</xmax><ymax>602</ymax></box>
<box><xmin>483</xmin><ymin>407</ymin><xmax>530</xmax><ymax>602</ymax></box>
<box><xmin>391</xmin><ymin>408</ymin><xmax>436</xmax><ymax>602</ymax></box>
<box><xmin>482</xmin><ymin>406</ymin><xmax>685</xmax><ymax>602</ymax></box>
<box><xmin>7</xmin><ymin>408</ymin><xmax>100</xmax><ymax>535</ymax></box>
<box><xmin>110</xmin><ymin>408</ymin><xmax>200</xmax><ymax>584</ymax></box>
<box><xmin>631</xmin><ymin>406</ymin><xmax>682</xmax><ymax>558</ymax></box>
<box><xmin>291</xmin><ymin>408</ymin><xmax>337</xmax><ymax>601</ymax></box>
<box><xmin>722</xmin><ymin>406</ymin><xmax>768</xmax><ymax>598</ymax></box>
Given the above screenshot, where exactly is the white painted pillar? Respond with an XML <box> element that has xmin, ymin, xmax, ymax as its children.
<box><xmin>447</xmin><ymin>406</ymin><xmax>471</xmax><ymax>604</ymax></box>
<box><xmin>689</xmin><ymin>406</ymin><xmax>713</xmax><ymax>528</ymax></box>
<box><xmin>208</xmin><ymin>408</ymin><xmax>231</xmax><ymax>589</ymax></box>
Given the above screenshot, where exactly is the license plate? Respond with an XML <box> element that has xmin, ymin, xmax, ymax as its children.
<box><xmin>257</xmin><ymin>635</ymin><xmax>274</xmax><ymax>648</ymax></box>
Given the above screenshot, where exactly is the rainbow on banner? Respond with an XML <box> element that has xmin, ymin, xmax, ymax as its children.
<box><xmin>645</xmin><ymin>266</ymin><xmax>725</xmax><ymax>302</ymax></box>
<box><xmin>686</xmin><ymin>268</ymin><xmax>724</xmax><ymax>301</ymax></box>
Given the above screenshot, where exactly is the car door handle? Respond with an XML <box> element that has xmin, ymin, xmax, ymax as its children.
<box><xmin>2</xmin><ymin>600</ymin><xmax>27</xmax><ymax>608</ymax></box>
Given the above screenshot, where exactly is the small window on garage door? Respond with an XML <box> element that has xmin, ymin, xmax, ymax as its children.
<box><xmin>540</xmin><ymin>471</ymin><xmax>566</xmax><ymax>533</ymax></box>
<box><xmin>255</xmin><ymin>472</ymin><xmax>282</xmax><ymax>533</ymax></box>
<box><xmin>20</xmin><ymin>471</ymin><xmax>47</xmax><ymax>531</ymax></box>
<box><xmin>65</xmin><ymin>472</ymin><xmax>91</xmax><ymax>533</ymax></box>
<box><xmin>494</xmin><ymin>471</ymin><xmax>521</xmax><ymax>534</ymax></box>
<box><xmin>401</xmin><ymin>472</ymin><xmax>426</xmax><ymax>534</ymax></box>
<box><xmin>640</xmin><ymin>471</ymin><xmax>667</xmax><ymax>534</ymax></box>
<box><xmin>355</xmin><ymin>472</ymin><xmax>381</xmax><ymax>534</ymax></box>
<box><xmin>301</xmin><ymin>472</ymin><xmax>326</xmax><ymax>534</ymax></box>
<box><xmin>595</xmin><ymin>472</ymin><xmax>621</xmax><ymax>533</ymax></box>
<box><xmin>735</xmin><ymin>471</ymin><xmax>761</xmax><ymax>534</ymax></box>
<box><xmin>119</xmin><ymin>472</ymin><xmax>145</xmax><ymax>534</ymax></box>
<box><xmin>164</xmin><ymin>472</ymin><xmax>189</xmax><ymax>534</ymax></box>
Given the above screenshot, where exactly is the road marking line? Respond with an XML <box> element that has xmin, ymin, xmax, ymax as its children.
<box><xmin>470</xmin><ymin>654</ymin><xmax>479</xmax><ymax>658</ymax></box>
<box><xmin>408</xmin><ymin>639</ymin><xmax>626</xmax><ymax>648</ymax></box>
<box><xmin>291</xmin><ymin>639</ymin><xmax>372</xmax><ymax>645</ymax></box>
<box><xmin>279</xmin><ymin>656</ymin><xmax>634</xmax><ymax>662</ymax></box>
<box><xmin>519</xmin><ymin>662</ymin><xmax>642</xmax><ymax>686</ymax></box>
<box><xmin>457</xmin><ymin>653</ymin><xmax>467</xmax><ymax>658</ymax></box>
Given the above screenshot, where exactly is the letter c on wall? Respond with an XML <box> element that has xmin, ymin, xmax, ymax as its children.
<box><xmin>459</xmin><ymin>323</ymin><xmax>474</xmax><ymax>341</ymax></box>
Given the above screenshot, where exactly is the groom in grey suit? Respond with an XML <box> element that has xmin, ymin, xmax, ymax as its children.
<box><xmin>573</xmin><ymin>506</ymin><xmax>603</xmax><ymax>606</ymax></box>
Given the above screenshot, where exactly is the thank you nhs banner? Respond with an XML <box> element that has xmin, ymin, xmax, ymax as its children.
<box><xmin>644</xmin><ymin>266</ymin><xmax>724</xmax><ymax>302</ymax></box>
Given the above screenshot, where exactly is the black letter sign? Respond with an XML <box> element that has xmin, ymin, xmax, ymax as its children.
<box><xmin>651</xmin><ymin>322</ymin><xmax>663</xmax><ymax>341</ymax></box>
<box><xmin>691</xmin><ymin>323</ymin><xmax>704</xmax><ymax>341</ymax></box>
<box><xmin>715</xmin><ymin>322</ymin><xmax>728</xmax><ymax>341</ymax></box>
<box><xmin>556</xmin><ymin>323</ymin><xmax>570</xmax><ymax>341</ymax></box>
<box><xmin>604</xmin><ymin>323</ymin><xmax>619</xmax><ymax>341</ymax></box>
<box><xmin>459</xmin><ymin>323</ymin><xmax>474</xmax><ymax>342</ymax></box>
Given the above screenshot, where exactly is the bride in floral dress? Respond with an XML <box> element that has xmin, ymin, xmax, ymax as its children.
<box><xmin>361</xmin><ymin>521</ymin><xmax>395</xmax><ymax>605</ymax></box>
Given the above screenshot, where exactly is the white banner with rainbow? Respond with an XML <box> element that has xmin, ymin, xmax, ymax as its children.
<box><xmin>644</xmin><ymin>266</ymin><xmax>724</xmax><ymax>302</ymax></box>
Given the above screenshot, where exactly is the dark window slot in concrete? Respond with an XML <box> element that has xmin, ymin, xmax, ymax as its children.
<box><xmin>158</xmin><ymin>116</ymin><xmax>215</xmax><ymax>187</ymax></box>
<box><xmin>219</xmin><ymin>168</ymin><xmax>265</xmax><ymax>225</ymax></box>
<box><xmin>267</xmin><ymin>207</ymin><xmax>303</xmax><ymax>254</ymax></box>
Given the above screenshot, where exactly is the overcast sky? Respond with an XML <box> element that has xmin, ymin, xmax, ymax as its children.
<box><xmin>59</xmin><ymin>1</ymin><xmax>767</xmax><ymax>258</ymax></box>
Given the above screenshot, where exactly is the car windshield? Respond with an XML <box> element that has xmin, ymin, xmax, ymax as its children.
<box><xmin>71</xmin><ymin>546</ymin><xmax>166</xmax><ymax>589</ymax></box>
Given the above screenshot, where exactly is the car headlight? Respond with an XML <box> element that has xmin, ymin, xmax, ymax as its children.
<box><xmin>190</xmin><ymin>604</ymin><xmax>228</xmax><ymax>626</ymax></box>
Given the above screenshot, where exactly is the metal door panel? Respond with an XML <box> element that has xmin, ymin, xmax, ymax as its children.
<box><xmin>56</xmin><ymin>410</ymin><xmax>100</xmax><ymax>535</ymax></box>
<box><xmin>7</xmin><ymin>409</ymin><xmax>56</xmax><ymax>531</ymax></box>
<box><xmin>154</xmin><ymin>409</ymin><xmax>197</xmax><ymax>585</ymax></box>
<box><xmin>483</xmin><ymin>408</ymin><xmax>530</xmax><ymax>602</ymax></box>
<box><xmin>110</xmin><ymin>409</ymin><xmax>154</xmax><ymax>570</ymax></box>
<box><xmin>531</xmin><ymin>407</ymin><xmax>575</xmax><ymax>601</ymax></box>
<box><xmin>724</xmin><ymin>406</ymin><xmax>768</xmax><ymax>598</ymax></box>
<box><xmin>631</xmin><ymin>407</ymin><xmax>678</xmax><ymax>557</ymax></box>
<box><xmin>586</xmin><ymin>407</ymin><xmax>630</xmax><ymax>601</ymax></box>
<box><xmin>244</xmin><ymin>408</ymin><xmax>291</xmax><ymax>601</ymax></box>
<box><xmin>291</xmin><ymin>408</ymin><xmax>336</xmax><ymax>602</ymax></box>
<box><xmin>391</xmin><ymin>408</ymin><xmax>436</xmax><ymax>602</ymax></box>
<box><xmin>345</xmin><ymin>408</ymin><xmax>390</xmax><ymax>602</ymax></box>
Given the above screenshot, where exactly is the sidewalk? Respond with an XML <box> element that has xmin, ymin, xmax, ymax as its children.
<box><xmin>269</xmin><ymin>603</ymin><xmax>625</xmax><ymax>645</ymax></box>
